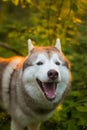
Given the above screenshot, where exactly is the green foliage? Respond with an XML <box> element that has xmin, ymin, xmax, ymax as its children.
<box><xmin>0</xmin><ymin>109</ymin><xmax>10</xmax><ymax>129</ymax></box>
<box><xmin>0</xmin><ymin>0</ymin><xmax>87</xmax><ymax>130</ymax></box>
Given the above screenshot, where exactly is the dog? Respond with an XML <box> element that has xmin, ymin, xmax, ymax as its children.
<box><xmin>0</xmin><ymin>39</ymin><xmax>71</xmax><ymax>130</ymax></box>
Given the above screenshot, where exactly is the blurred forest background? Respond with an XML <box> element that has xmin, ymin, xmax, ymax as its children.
<box><xmin>0</xmin><ymin>0</ymin><xmax>87</xmax><ymax>130</ymax></box>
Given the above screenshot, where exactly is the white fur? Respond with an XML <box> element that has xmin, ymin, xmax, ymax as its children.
<box><xmin>28</xmin><ymin>39</ymin><xmax>34</xmax><ymax>53</ymax></box>
<box><xmin>23</xmin><ymin>53</ymin><xmax>70</xmax><ymax>108</ymax></box>
<box><xmin>55</xmin><ymin>38</ymin><xmax>61</xmax><ymax>51</ymax></box>
<box><xmin>2</xmin><ymin>59</ymin><xmax>22</xmax><ymax>109</ymax></box>
<box><xmin>34</xmin><ymin>53</ymin><xmax>61</xmax><ymax>82</ymax></box>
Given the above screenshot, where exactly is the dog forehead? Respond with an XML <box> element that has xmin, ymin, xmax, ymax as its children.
<box><xmin>29</xmin><ymin>49</ymin><xmax>62</xmax><ymax>64</ymax></box>
<box><xmin>35</xmin><ymin>52</ymin><xmax>60</xmax><ymax>61</ymax></box>
<box><xmin>30</xmin><ymin>47</ymin><xmax>60</xmax><ymax>59</ymax></box>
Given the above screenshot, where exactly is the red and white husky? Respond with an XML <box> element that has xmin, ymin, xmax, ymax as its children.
<box><xmin>0</xmin><ymin>39</ymin><xmax>71</xmax><ymax>130</ymax></box>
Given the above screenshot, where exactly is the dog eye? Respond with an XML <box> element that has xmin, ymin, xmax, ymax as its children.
<box><xmin>36</xmin><ymin>61</ymin><xmax>44</xmax><ymax>65</ymax></box>
<box><xmin>55</xmin><ymin>61</ymin><xmax>60</xmax><ymax>65</ymax></box>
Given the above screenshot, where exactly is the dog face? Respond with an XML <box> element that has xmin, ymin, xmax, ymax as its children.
<box><xmin>22</xmin><ymin>39</ymin><xmax>71</xmax><ymax>104</ymax></box>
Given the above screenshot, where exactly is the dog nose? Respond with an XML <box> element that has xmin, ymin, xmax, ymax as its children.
<box><xmin>48</xmin><ymin>69</ymin><xmax>58</xmax><ymax>80</ymax></box>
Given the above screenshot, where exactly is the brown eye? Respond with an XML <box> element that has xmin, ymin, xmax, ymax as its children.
<box><xmin>36</xmin><ymin>61</ymin><xmax>43</xmax><ymax>65</ymax></box>
<box><xmin>55</xmin><ymin>61</ymin><xmax>60</xmax><ymax>65</ymax></box>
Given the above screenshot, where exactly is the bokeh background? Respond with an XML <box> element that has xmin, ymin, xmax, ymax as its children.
<box><xmin>0</xmin><ymin>0</ymin><xmax>87</xmax><ymax>130</ymax></box>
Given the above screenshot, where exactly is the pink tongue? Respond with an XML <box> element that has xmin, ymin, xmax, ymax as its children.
<box><xmin>43</xmin><ymin>83</ymin><xmax>56</xmax><ymax>100</ymax></box>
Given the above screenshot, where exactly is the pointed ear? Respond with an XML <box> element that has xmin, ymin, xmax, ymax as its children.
<box><xmin>28</xmin><ymin>39</ymin><xmax>34</xmax><ymax>53</ymax></box>
<box><xmin>55</xmin><ymin>38</ymin><xmax>62</xmax><ymax>52</ymax></box>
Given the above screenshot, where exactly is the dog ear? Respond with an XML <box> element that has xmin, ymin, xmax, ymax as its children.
<box><xmin>55</xmin><ymin>38</ymin><xmax>62</xmax><ymax>52</ymax></box>
<box><xmin>28</xmin><ymin>39</ymin><xmax>34</xmax><ymax>53</ymax></box>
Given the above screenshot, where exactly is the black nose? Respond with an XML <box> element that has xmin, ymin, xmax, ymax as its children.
<box><xmin>48</xmin><ymin>69</ymin><xmax>58</xmax><ymax>80</ymax></box>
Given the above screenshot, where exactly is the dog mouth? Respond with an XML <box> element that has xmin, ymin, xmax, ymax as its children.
<box><xmin>36</xmin><ymin>78</ymin><xmax>58</xmax><ymax>101</ymax></box>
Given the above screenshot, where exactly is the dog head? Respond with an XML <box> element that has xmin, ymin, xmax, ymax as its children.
<box><xmin>22</xmin><ymin>39</ymin><xmax>71</xmax><ymax>103</ymax></box>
